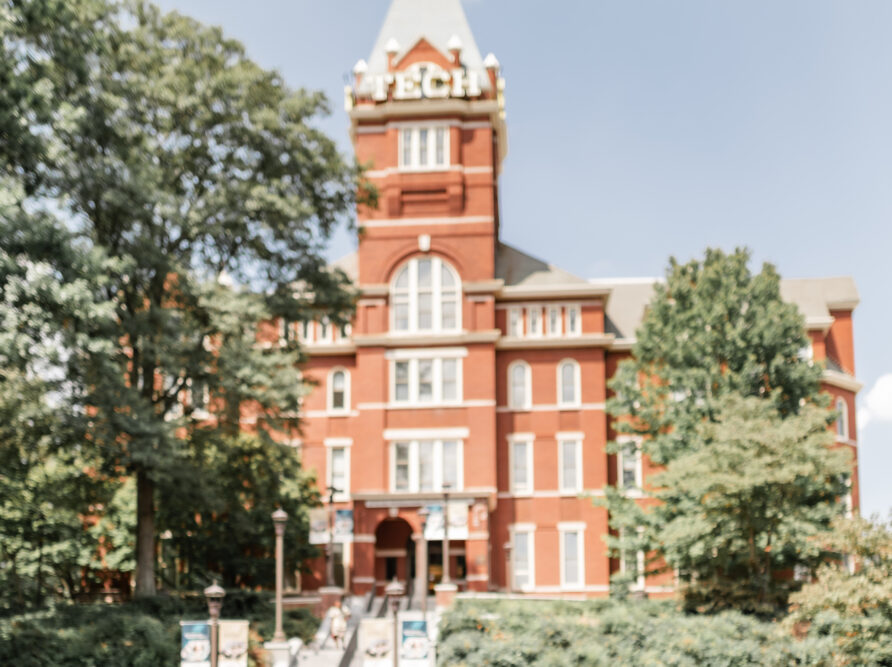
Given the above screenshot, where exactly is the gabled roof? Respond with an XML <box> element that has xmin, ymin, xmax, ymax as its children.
<box><xmin>496</xmin><ymin>242</ymin><xmax>587</xmax><ymax>288</ymax></box>
<box><xmin>590</xmin><ymin>276</ymin><xmax>860</xmax><ymax>341</ymax></box>
<box><xmin>364</xmin><ymin>0</ymin><xmax>489</xmax><ymax>87</ymax></box>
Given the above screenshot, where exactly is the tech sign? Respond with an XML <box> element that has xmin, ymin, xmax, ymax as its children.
<box><xmin>366</xmin><ymin>63</ymin><xmax>484</xmax><ymax>101</ymax></box>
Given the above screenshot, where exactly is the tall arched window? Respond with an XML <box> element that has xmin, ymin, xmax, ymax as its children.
<box><xmin>508</xmin><ymin>361</ymin><xmax>531</xmax><ymax>410</ymax></box>
<box><xmin>836</xmin><ymin>397</ymin><xmax>848</xmax><ymax>439</ymax></box>
<box><xmin>328</xmin><ymin>368</ymin><xmax>350</xmax><ymax>413</ymax></box>
<box><xmin>557</xmin><ymin>359</ymin><xmax>581</xmax><ymax>408</ymax></box>
<box><xmin>391</xmin><ymin>257</ymin><xmax>460</xmax><ymax>333</ymax></box>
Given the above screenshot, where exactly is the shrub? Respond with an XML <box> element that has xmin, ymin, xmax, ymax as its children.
<box><xmin>437</xmin><ymin>599</ymin><xmax>833</xmax><ymax>667</ymax></box>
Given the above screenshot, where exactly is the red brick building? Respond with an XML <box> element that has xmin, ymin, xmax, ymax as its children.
<box><xmin>287</xmin><ymin>0</ymin><xmax>861</xmax><ymax>599</ymax></box>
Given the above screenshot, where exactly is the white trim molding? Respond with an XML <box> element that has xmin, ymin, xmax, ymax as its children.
<box><xmin>822</xmin><ymin>369</ymin><xmax>863</xmax><ymax>393</ymax></box>
<box><xmin>383</xmin><ymin>427</ymin><xmax>470</xmax><ymax>441</ymax></box>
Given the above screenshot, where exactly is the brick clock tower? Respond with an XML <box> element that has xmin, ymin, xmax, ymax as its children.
<box><xmin>290</xmin><ymin>0</ymin><xmax>862</xmax><ymax>601</ymax></box>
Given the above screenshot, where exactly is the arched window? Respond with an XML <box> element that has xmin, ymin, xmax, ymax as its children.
<box><xmin>391</xmin><ymin>257</ymin><xmax>460</xmax><ymax>333</ymax></box>
<box><xmin>508</xmin><ymin>361</ymin><xmax>531</xmax><ymax>410</ymax></box>
<box><xmin>836</xmin><ymin>397</ymin><xmax>848</xmax><ymax>439</ymax></box>
<box><xmin>328</xmin><ymin>368</ymin><xmax>350</xmax><ymax>413</ymax></box>
<box><xmin>557</xmin><ymin>359</ymin><xmax>581</xmax><ymax>408</ymax></box>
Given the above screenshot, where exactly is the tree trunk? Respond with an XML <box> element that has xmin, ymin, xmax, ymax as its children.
<box><xmin>135</xmin><ymin>468</ymin><xmax>156</xmax><ymax>596</ymax></box>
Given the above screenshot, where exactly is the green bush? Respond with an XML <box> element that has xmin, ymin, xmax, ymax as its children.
<box><xmin>437</xmin><ymin>599</ymin><xmax>834</xmax><ymax>667</ymax></box>
<box><xmin>0</xmin><ymin>591</ymin><xmax>319</xmax><ymax>667</ymax></box>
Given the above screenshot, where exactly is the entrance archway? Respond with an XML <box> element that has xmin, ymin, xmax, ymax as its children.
<box><xmin>374</xmin><ymin>517</ymin><xmax>415</xmax><ymax>594</ymax></box>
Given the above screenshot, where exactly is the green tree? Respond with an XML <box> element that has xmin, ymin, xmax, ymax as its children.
<box><xmin>786</xmin><ymin>515</ymin><xmax>892</xmax><ymax>666</ymax></box>
<box><xmin>3</xmin><ymin>0</ymin><xmax>370</xmax><ymax>596</ymax></box>
<box><xmin>603</xmin><ymin>248</ymin><xmax>844</xmax><ymax>612</ymax></box>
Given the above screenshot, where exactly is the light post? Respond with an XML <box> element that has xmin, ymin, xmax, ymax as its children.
<box><xmin>441</xmin><ymin>482</ymin><xmax>452</xmax><ymax>585</ymax></box>
<box><xmin>204</xmin><ymin>579</ymin><xmax>225</xmax><ymax>667</ymax></box>
<box><xmin>417</xmin><ymin>506</ymin><xmax>430</xmax><ymax>616</ymax></box>
<box><xmin>326</xmin><ymin>485</ymin><xmax>341</xmax><ymax>588</ymax></box>
<box><xmin>385</xmin><ymin>578</ymin><xmax>405</xmax><ymax>667</ymax></box>
<box><xmin>271</xmin><ymin>508</ymin><xmax>288</xmax><ymax>643</ymax></box>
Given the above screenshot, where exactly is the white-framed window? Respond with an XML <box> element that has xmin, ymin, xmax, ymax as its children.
<box><xmin>297</xmin><ymin>320</ymin><xmax>312</xmax><ymax>343</ymax></box>
<box><xmin>391</xmin><ymin>256</ymin><xmax>460</xmax><ymax>333</ymax></box>
<box><xmin>526</xmin><ymin>306</ymin><xmax>543</xmax><ymax>337</ymax></box>
<box><xmin>546</xmin><ymin>306</ymin><xmax>562</xmax><ymax>337</ymax></box>
<box><xmin>389</xmin><ymin>351</ymin><xmax>463</xmax><ymax>405</ymax></box>
<box><xmin>617</xmin><ymin>436</ymin><xmax>643</xmax><ymax>491</ymax></box>
<box><xmin>326</xmin><ymin>439</ymin><xmax>352</xmax><ymax>500</ymax></box>
<box><xmin>508</xmin><ymin>307</ymin><xmax>523</xmax><ymax>337</ymax></box>
<box><xmin>510</xmin><ymin>524</ymin><xmax>535</xmax><ymax>591</ymax></box>
<box><xmin>566</xmin><ymin>305</ymin><xmax>581</xmax><ymax>336</ymax></box>
<box><xmin>558</xmin><ymin>522</ymin><xmax>586</xmax><ymax>589</ymax></box>
<box><xmin>835</xmin><ymin>397</ymin><xmax>848</xmax><ymax>439</ymax></box>
<box><xmin>557</xmin><ymin>359</ymin><xmax>581</xmax><ymax>408</ymax></box>
<box><xmin>390</xmin><ymin>439</ymin><xmax>463</xmax><ymax>492</ymax></box>
<box><xmin>399</xmin><ymin>125</ymin><xmax>450</xmax><ymax>170</ymax></box>
<box><xmin>279</xmin><ymin>318</ymin><xmax>298</xmax><ymax>344</ymax></box>
<box><xmin>328</xmin><ymin>368</ymin><xmax>350</xmax><ymax>414</ymax></box>
<box><xmin>558</xmin><ymin>434</ymin><xmax>583</xmax><ymax>494</ymax></box>
<box><xmin>318</xmin><ymin>317</ymin><xmax>333</xmax><ymax>343</ymax></box>
<box><xmin>619</xmin><ymin>528</ymin><xmax>645</xmax><ymax>591</ymax></box>
<box><xmin>508</xmin><ymin>360</ymin><xmax>532</xmax><ymax>410</ymax></box>
<box><xmin>508</xmin><ymin>434</ymin><xmax>534</xmax><ymax>495</ymax></box>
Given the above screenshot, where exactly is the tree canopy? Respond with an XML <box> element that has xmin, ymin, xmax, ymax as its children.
<box><xmin>603</xmin><ymin>248</ymin><xmax>848</xmax><ymax>613</ymax></box>
<box><xmin>1</xmin><ymin>0</ymin><xmax>370</xmax><ymax>598</ymax></box>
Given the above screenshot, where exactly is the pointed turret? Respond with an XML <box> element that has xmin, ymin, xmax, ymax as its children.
<box><xmin>362</xmin><ymin>0</ymin><xmax>489</xmax><ymax>90</ymax></box>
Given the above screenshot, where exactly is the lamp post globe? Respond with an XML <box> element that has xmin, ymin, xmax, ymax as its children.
<box><xmin>204</xmin><ymin>579</ymin><xmax>226</xmax><ymax>620</ymax></box>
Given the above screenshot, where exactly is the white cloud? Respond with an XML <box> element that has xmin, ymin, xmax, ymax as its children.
<box><xmin>858</xmin><ymin>373</ymin><xmax>892</xmax><ymax>430</ymax></box>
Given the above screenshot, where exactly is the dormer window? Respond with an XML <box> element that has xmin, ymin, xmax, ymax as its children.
<box><xmin>399</xmin><ymin>125</ymin><xmax>449</xmax><ymax>170</ymax></box>
<box><xmin>391</xmin><ymin>257</ymin><xmax>461</xmax><ymax>333</ymax></box>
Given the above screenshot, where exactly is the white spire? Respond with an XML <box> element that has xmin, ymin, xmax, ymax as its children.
<box><xmin>363</xmin><ymin>0</ymin><xmax>490</xmax><ymax>90</ymax></box>
<box><xmin>353</xmin><ymin>59</ymin><xmax>368</xmax><ymax>75</ymax></box>
<box><xmin>483</xmin><ymin>53</ymin><xmax>500</xmax><ymax>69</ymax></box>
<box><xmin>447</xmin><ymin>34</ymin><xmax>463</xmax><ymax>52</ymax></box>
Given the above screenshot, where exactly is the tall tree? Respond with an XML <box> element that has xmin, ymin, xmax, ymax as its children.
<box><xmin>603</xmin><ymin>248</ymin><xmax>844</xmax><ymax>612</ymax></box>
<box><xmin>4</xmin><ymin>1</ymin><xmax>370</xmax><ymax>595</ymax></box>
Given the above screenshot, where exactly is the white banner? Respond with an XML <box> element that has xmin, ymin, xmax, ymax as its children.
<box><xmin>423</xmin><ymin>502</ymin><xmax>468</xmax><ymax>541</ymax></box>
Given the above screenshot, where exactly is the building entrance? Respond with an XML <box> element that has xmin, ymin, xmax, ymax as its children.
<box><xmin>374</xmin><ymin>517</ymin><xmax>414</xmax><ymax>593</ymax></box>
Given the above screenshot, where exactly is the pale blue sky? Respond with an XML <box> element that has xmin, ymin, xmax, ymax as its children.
<box><xmin>155</xmin><ymin>0</ymin><xmax>892</xmax><ymax>515</ymax></box>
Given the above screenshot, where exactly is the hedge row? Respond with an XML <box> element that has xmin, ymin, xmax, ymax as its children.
<box><xmin>437</xmin><ymin>599</ymin><xmax>835</xmax><ymax>667</ymax></box>
<box><xmin>0</xmin><ymin>591</ymin><xmax>318</xmax><ymax>667</ymax></box>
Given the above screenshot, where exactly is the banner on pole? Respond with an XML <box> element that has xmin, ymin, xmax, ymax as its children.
<box><xmin>180</xmin><ymin>621</ymin><xmax>211</xmax><ymax>667</ymax></box>
<box><xmin>310</xmin><ymin>508</ymin><xmax>354</xmax><ymax>544</ymax></box>
<box><xmin>359</xmin><ymin>617</ymin><xmax>393</xmax><ymax>667</ymax></box>
<box><xmin>423</xmin><ymin>502</ymin><xmax>468</xmax><ymax>541</ymax></box>
<box><xmin>217</xmin><ymin>620</ymin><xmax>249</xmax><ymax>667</ymax></box>
<box><xmin>400</xmin><ymin>617</ymin><xmax>432</xmax><ymax>666</ymax></box>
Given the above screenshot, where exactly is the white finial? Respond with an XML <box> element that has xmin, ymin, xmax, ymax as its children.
<box><xmin>217</xmin><ymin>269</ymin><xmax>234</xmax><ymax>288</ymax></box>
<box><xmin>484</xmin><ymin>53</ymin><xmax>500</xmax><ymax>69</ymax></box>
<box><xmin>447</xmin><ymin>34</ymin><xmax>463</xmax><ymax>52</ymax></box>
<box><xmin>353</xmin><ymin>59</ymin><xmax>368</xmax><ymax>75</ymax></box>
<box><xmin>385</xmin><ymin>38</ymin><xmax>400</xmax><ymax>54</ymax></box>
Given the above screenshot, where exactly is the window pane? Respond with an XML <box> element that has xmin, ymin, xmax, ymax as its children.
<box><xmin>417</xmin><ymin>259</ymin><xmax>432</xmax><ymax>287</ymax></box>
<box><xmin>514</xmin><ymin>532</ymin><xmax>529</xmax><ymax>588</ymax></box>
<box><xmin>395</xmin><ymin>361</ymin><xmax>410</xmax><ymax>401</ymax></box>
<box><xmin>567</xmin><ymin>306</ymin><xmax>580</xmax><ymax>334</ymax></box>
<box><xmin>418</xmin><ymin>293</ymin><xmax>433</xmax><ymax>329</ymax></box>
<box><xmin>442</xmin><ymin>359</ymin><xmax>458</xmax><ymax>401</ymax></box>
<box><xmin>529</xmin><ymin>308</ymin><xmax>541</xmax><ymax>334</ymax></box>
<box><xmin>418</xmin><ymin>360</ymin><xmax>433</xmax><ymax>401</ymax></box>
<box><xmin>622</xmin><ymin>443</ymin><xmax>638</xmax><ymax>488</ymax></box>
<box><xmin>564</xmin><ymin>532</ymin><xmax>579</xmax><ymax>585</ymax></box>
<box><xmin>331</xmin><ymin>448</ymin><xmax>346</xmax><ymax>492</ymax></box>
<box><xmin>394</xmin><ymin>301</ymin><xmax>409</xmax><ymax>331</ymax></box>
<box><xmin>440</xmin><ymin>262</ymin><xmax>455</xmax><ymax>288</ymax></box>
<box><xmin>320</xmin><ymin>318</ymin><xmax>330</xmax><ymax>340</ymax></box>
<box><xmin>561</xmin><ymin>362</ymin><xmax>576</xmax><ymax>404</ymax></box>
<box><xmin>395</xmin><ymin>266</ymin><xmax>410</xmax><ymax>290</ymax></box>
<box><xmin>836</xmin><ymin>399</ymin><xmax>846</xmax><ymax>437</ymax></box>
<box><xmin>435</xmin><ymin>127</ymin><xmax>446</xmax><ymax>165</ymax></box>
<box><xmin>419</xmin><ymin>441</ymin><xmax>434</xmax><ymax>491</ymax></box>
<box><xmin>511</xmin><ymin>364</ymin><xmax>527</xmax><ymax>408</ymax></box>
<box><xmin>561</xmin><ymin>441</ymin><xmax>578</xmax><ymax>491</ymax></box>
<box><xmin>332</xmin><ymin>371</ymin><xmax>345</xmax><ymax>409</ymax></box>
<box><xmin>512</xmin><ymin>441</ymin><xmax>528</xmax><ymax>491</ymax></box>
<box><xmin>441</xmin><ymin>298</ymin><xmax>457</xmax><ymax>330</ymax></box>
<box><xmin>395</xmin><ymin>443</ymin><xmax>410</xmax><ymax>491</ymax></box>
<box><xmin>402</xmin><ymin>129</ymin><xmax>413</xmax><ymax>166</ymax></box>
<box><xmin>442</xmin><ymin>440</ymin><xmax>458</xmax><ymax>488</ymax></box>
<box><xmin>509</xmin><ymin>309</ymin><xmax>521</xmax><ymax>336</ymax></box>
<box><xmin>548</xmin><ymin>307</ymin><xmax>560</xmax><ymax>335</ymax></box>
<box><xmin>418</xmin><ymin>128</ymin><xmax>429</xmax><ymax>166</ymax></box>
